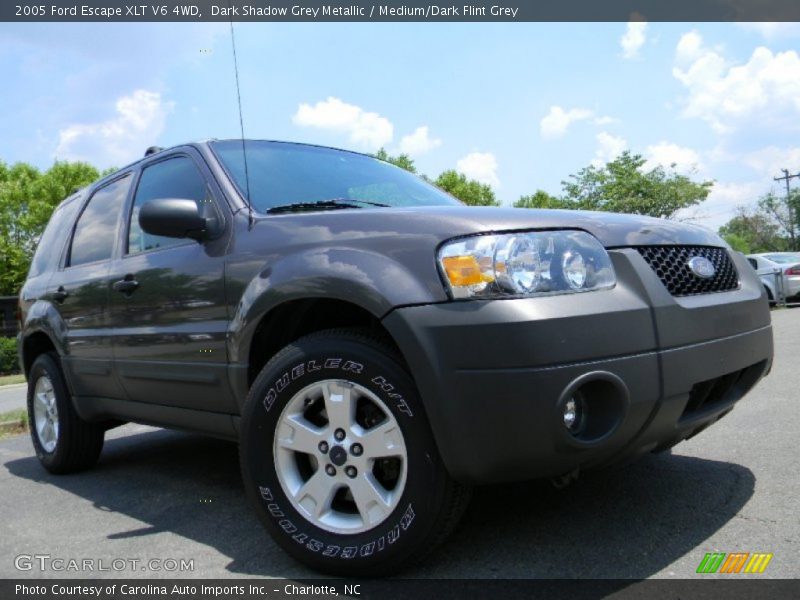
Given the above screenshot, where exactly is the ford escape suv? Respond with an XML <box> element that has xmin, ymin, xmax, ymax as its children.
<box><xmin>18</xmin><ymin>140</ymin><xmax>773</xmax><ymax>575</ymax></box>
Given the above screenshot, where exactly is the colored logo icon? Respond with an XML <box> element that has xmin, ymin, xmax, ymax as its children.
<box><xmin>696</xmin><ymin>552</ymin><xmax>773</xmax><ymax>574</ymax></box>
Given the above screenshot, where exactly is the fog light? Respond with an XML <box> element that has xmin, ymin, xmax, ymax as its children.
<box><xmin>563</xmin><ymin>396</ymin><xmax>583</xmax><ymax>431</ymax></box>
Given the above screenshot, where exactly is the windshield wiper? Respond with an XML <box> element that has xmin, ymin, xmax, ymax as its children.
<box><xmin>267</xmin><ymin>198</ymin><xmax>390</xmax><ymax>214</ymax></box>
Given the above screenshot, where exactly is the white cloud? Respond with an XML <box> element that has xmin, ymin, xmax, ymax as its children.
<box><xmin>591</xmin><ymin>132</ymin><xmax>627</xmax><ymax>167</ymax></box>
<box><xmin>620</xmin><ymin>21</ymin><xmax>648</xmax><ymax>59</ymax></box>
<box><xmin>738</xmin><ymin>23</ymin><xmax>800</xmax><ymax>40</ymax></box>
<box><xmin>645</xmin><ymin>141</ymin><xmax>704</xmax><ymax>173</ymax></box>
<box><xmin>292</xmin><ymin>96</ymin><xmax>393</xmax><ymax>150</ymax></box>
<box><xmin>673</xmin><ymin>32</ymin><xmax>800</xmax><ymax>133</ymax></box>
<box><xmin>675</xmin><ymin>30</ymin><xmax>704</xmax><ymax>64</ymax></box>
<box><xmin>676</xmin><ymin>181</ymin><xmax>764</xmax><ymax>230</ymax></box>
<box><xmin>593</xmin><ymin>115</ymin><xmax>618</xmax><ymax>126</ymax></box>
<box><xmin>55</xmin><ymin>90</ymin><xmax>172</xmax><ymax>166</ymax></box>
<box><xmin>398</xmin><ymin>126</ymin><xmax>441</xmax><ymax>156</ymax></box>
<box><xmin>741</xmin><ymin>146</ymin><xmax>800</xmax><ymax>177</ymax></box>
<box><xmin>456</xmin><ymin>152</ymin><xmax>499</xmax><ymax>187</ymax></box>
<box><xmin>540</xmin><ymin>106</ymin><xmax>595</xmax><ymax>139</ymax></box>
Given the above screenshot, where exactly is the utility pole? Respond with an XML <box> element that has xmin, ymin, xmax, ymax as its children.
<box><xmin>774</xmin><ymin>169</ymin><xmax>800</xmax><ymax>251</ymax></box>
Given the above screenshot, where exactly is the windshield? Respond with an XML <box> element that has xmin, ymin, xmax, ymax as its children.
<box><xmin>210</xmin><ymin>140</ymin><xmax>461</xmax><ymax>213</ymax></box>
<box><xmin>764</xmin><ymin>254</ymin><xmax>800</xmax><ymax>264</ymax></box>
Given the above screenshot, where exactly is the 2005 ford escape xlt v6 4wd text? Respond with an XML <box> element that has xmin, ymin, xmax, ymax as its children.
<box><xmin>18</xmin><ymin>140</ymin><xmax>773</xmax><ymax>575</ymax></box>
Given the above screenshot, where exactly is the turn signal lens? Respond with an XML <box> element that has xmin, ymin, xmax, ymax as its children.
<box><xmin>441</xmin><ymin>255</ymin><xmax>493</xmax><ymax>287</ymax></box>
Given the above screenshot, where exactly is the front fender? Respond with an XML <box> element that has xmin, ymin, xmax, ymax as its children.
<box><xmin>227</xmin><ymin>246</ymin><xmax>443</xmax><ymax>364</ymax></box>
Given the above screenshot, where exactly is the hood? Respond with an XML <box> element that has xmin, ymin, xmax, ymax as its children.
<box><xmin>256</xmin><ymin>205</ymin><xmax>727</xmax><ymax>249</ymax></box>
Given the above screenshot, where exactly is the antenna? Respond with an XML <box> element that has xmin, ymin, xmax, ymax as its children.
<box><xmin>228</xmin><ymin>6</ymin><xmax>254</xmax><ymax>226</ymax></box>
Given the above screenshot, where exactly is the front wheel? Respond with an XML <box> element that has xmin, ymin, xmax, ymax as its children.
<box><xmin>239</xmin><ymin>330</ymin><xmax>471</xmax><ymax>576</ymax></box>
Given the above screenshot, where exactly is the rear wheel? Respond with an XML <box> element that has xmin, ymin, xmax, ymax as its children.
<box><xmin>27</xmin><ymin>353</ymin><xmax>104</xmax><ymax>473</ymax></box>
<box><xmin>240</xmin><ymin>329</ymin><xmax>471</xmax><ymax>576</ymax></box>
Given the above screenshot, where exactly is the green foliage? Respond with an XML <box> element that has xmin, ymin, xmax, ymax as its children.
<box><xmin>757</xmin><ymin>190</ymin><xmax>800</xmax><ymax>250</ymax></box>
<box><xmin>0</xmin><ymin>337</ymin><xmax>19</xmax><ymax>375</ymax></box>
<box><xmin>719</xmin><ymin>203</ymin><xmax>794</xmax><ymax>254</ymax></box>
<box><xmin>720</xmin><ymin>233</ymin><xmax>751</xmax><ymax>254</ymax></box>
<box><xmin>514</xmin><ymin>190</ymin><xmax>565</xmax><ymax>209</ymax></box>
<box><xmin>559</xmin><ymin>151</ymin><xmax>713</xmax><ymax>219</ymax></box>
<box><xmin>374</xmin><ymin>148</ymin><xmax>417</xmax><ymax>173</ymax></box>
<box><xmin>434</xmin><ymin>170</ymin><xmax>498</xmax><ymax>206</ymax></box>
<box><xmin>0</xmin><ymin>160</ymin><xmax>103</xmax><ymax>295</ymax></box>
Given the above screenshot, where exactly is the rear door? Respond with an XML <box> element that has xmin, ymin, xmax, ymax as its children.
<box><xmin>49</xmin><ymin>173</ymin><xmax>133</xmax><ymax>399</ymax></box>
<box><xmin>108</xmin><ymin>150</ymin><xmax>236</xmax><ymax>413</ymax></box>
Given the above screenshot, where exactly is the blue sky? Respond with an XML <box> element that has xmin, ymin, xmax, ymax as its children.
<box><xmin>1</xmin><ymin>21</ymin><xmax>800</xmax><ymax>229</ymax></box>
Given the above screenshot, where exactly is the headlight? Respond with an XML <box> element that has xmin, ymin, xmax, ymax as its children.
<box><xmin>438</xmin><ymin>230</ymin><xmax>615</xmax><ymax>299</ymax></box>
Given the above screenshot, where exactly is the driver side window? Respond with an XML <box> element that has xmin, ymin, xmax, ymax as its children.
<box><xmin>128</xmin><ymin>156</ymin><xmax>213</xmax><ymax>254</ymax></box>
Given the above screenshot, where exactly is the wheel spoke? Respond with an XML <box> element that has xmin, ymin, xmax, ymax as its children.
<box><xmin>322</xmin><ymin>381</ymin><xmax>355</xmax><ymax>430</ymax></box>
<box><xmin>40</xmin><ymin>420</ymin><xmax>53</xmax><ymax>445</ymax></box>
<box><xmin>37</xmin><ymin>420</ymin><xmax>47</xmax><ymax>441</ymax></box>
<box><xmin>360</xmin><ymin>420</ymin><xmax>404</xmax><ymax>459</ymax></box>
<box><xmin>349</xmin><ymin>473</ymin><xmax>392</xmax><ymax>527</ymax></box>
<box><xmin>294</xmin><ymin>470</ymin><xmax>337</xmax><ymax>518</ymax></box>
<box><xmin>276</xmin><ymin>415</ymin><xmax>325</xmax><ymax>454</ymax></box>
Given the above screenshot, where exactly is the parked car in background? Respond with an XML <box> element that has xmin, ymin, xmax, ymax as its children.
<box><xmin>746</xmin><ymin>253</ymin><xmax>800</xmax><ymax>304</ymax></box>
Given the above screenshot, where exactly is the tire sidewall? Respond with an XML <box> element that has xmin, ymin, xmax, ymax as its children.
<box><xmin>240</xmin><ymin>334</ymin><xmax>446</xmax><ymax>574</ymax></box>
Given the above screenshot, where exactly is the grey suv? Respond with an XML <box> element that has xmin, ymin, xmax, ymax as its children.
<box><xmin>18</xmin><ymin>140</ymin><xmax>773</xmax><ymax>575</ymax></box>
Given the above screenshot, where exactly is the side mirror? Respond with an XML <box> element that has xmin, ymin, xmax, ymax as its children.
<box><xmin>139</xmin><ymin>198</ymin><xmax>213</xmax><ymax>241</ymax></box>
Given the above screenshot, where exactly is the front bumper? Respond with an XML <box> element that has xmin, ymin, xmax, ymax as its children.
<box><xmin>383</xmin><ymin>248</ymin><xmax>773</xmax><ymax>484</ymax></box>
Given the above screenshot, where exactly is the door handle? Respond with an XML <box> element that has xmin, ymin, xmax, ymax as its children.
<box><xmin>52</xmin><ymin>286</ymin><xmax>68</xmax><ymax>303</ymax></box>
<box><xmin>113</xmin><ymin>275</ymin><xmax>140</xmax><ymax>295</ymax></box>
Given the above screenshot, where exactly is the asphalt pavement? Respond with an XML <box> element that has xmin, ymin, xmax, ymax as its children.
<box><xmin>0</xmin><ymin>309</ymin><xmax>798</xmax><ymax>579</ymax></box>
<box><xmin>0</xmin><ymin>383</ymin><xmax>26</xmax><ymax>414</ymax></box>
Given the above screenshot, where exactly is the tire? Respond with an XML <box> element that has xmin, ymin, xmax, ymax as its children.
<box><xmin>240</xmin><ymin>329</ymin><xmax>471</xmax><ymax>576</ymax></box>
<box><xmin>27</xmin><ymin>352</ymin><xmax>105</xmax><ymax>474</ymax></box>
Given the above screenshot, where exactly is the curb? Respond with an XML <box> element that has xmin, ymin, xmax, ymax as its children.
<box><xmin>0</xmin><ymin>419</ymin><xmax>26</xmax><ymax>433</ymax></box>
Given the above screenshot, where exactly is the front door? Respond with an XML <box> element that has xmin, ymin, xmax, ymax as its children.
<box><xmin>108</xmin><ymin>151</ymin><xmax>236</xmax><ymax>413</ymax></box>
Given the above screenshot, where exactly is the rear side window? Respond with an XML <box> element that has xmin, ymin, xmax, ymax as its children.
<box><xmin>28</xmin><ymin>196</ymin><xmax>81</xmax><ymax>277</ymax></box>
<box><xmin>747</xmin><ymin>258</ymin><xmax>757</xmax><ymax>270</ymax></box>
<box><xmin>69</xmin><ymin>175</ymin><xmax>132</xmax><ymax>267</ymax></box>
<box><xmin>128</xmin><ymin>156</ymin><xmax>212</xmax><ymax>255</ymax></box>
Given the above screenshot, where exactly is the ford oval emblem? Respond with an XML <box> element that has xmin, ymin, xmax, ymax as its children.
<box><xmin>687</xmin><ymin>256</ymin><xmax>716</xmax><ymax>279</ymax></box>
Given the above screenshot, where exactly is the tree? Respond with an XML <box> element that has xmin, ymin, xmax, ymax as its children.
<box><xmin>720</xmin><ymin>232</ymin><xmax>751</xmax><ymax>254</ymax></box>
<box><xmin>374</xmin><ymin>148</ymin><xmax>416</xmax><ymax>173</ymax></box>
<box><xmin>434</xmin><ymin>170</ymin><xmax>498</xmax><ymax>206</ymax></box>
<box><xmin>718</xmin><ymin>205</ymin><xmax>791</xmax><ymax>255</ymax></box>
<box><xmin>0</xmin><ymin>160</ymin><xmax>104</xmax><ymax>295</ymax></box>
<box><xmin>560</xmin><ymin>151</ymin><xmax>712</xmax><ymax>219</ymax></box>
<box><xmin>514</xmin><ymin>190</ymin><xmax>564</xmax><ymax>209</ymax></box>
<box><xmin>758</xmin><ymin>190</ymin><xmax>800</xmax><ymax>251</ymax></box>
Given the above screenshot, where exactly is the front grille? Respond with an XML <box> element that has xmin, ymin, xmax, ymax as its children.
<box><xmin>635</xmin><ymin>246</ymin><xmax>739</xmax><ymax>296</ymax></box>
